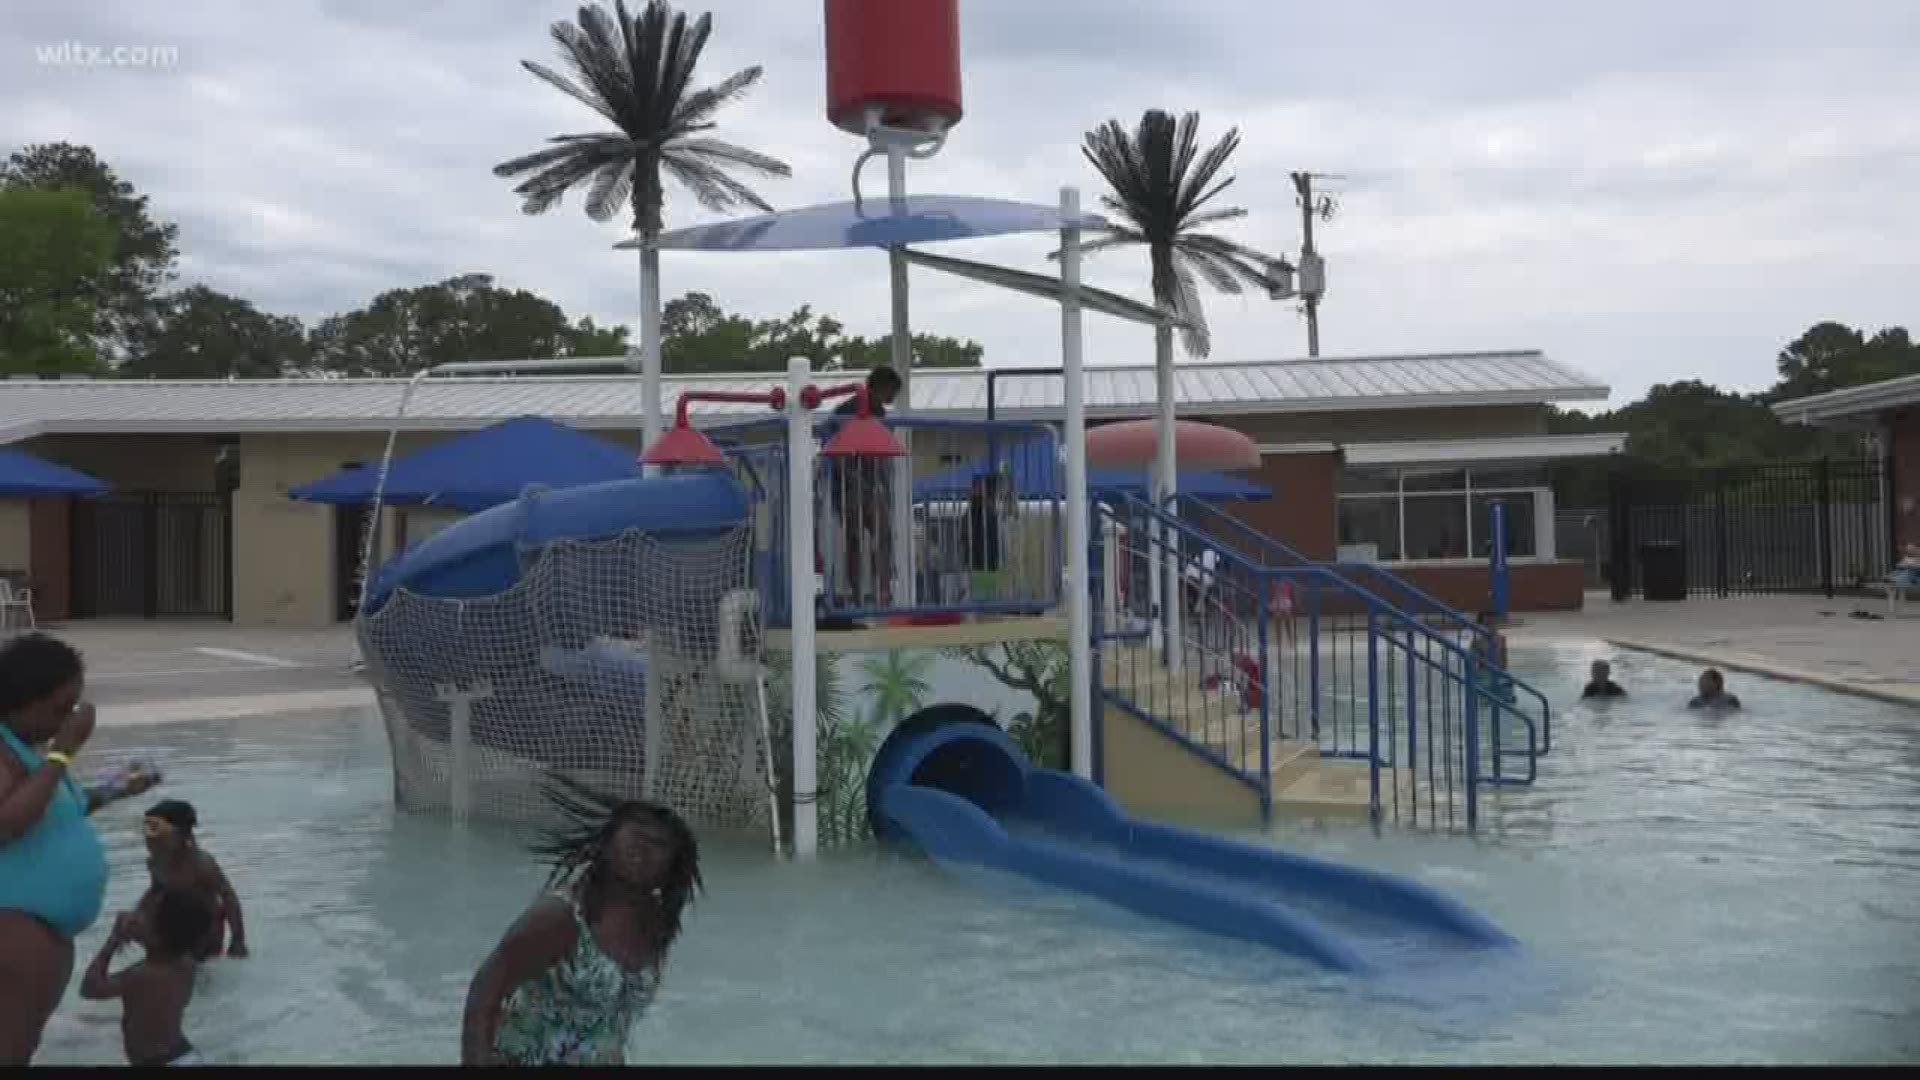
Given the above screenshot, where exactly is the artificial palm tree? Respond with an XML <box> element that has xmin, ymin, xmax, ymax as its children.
<box><xmin>1072</xmin><ymin>110</ymin><xmax>1290</xmax><ymax>659</ymax></box>
<box><xmin>493</xmin><ymin>0</ymin><xmax>791</xmax><ymax>444</ymax></box>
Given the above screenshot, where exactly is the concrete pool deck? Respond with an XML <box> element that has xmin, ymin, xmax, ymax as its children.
<box><xmin>32</xmin><ymin>621</ymin><xmax>372</xmax><ymax>726</ymax></box>
<box><xmin>1510</xmin><ymin>593</ymin><xmax>1920</xmax><ymax>708</ymax></box>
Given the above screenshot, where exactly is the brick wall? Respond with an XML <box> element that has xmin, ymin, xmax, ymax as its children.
<box><xmin>1223</xmin><ymin>451</ymin><xmax>1339</xmax><ymax>559</ymax></box>
<box><xmin>1392</xmin><ymin>560</ymin><xmax>1588</xmax><ymax>613</ymax></box>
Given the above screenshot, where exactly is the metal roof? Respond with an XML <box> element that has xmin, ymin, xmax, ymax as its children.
<box><xmin>0</xmin><ymin>350</ymin><xmax>1607</xmax><ymax>438</ymax></box>
<box><xmin>1772</xmin><ymin>373</ymin><xmax>1920</xmax><ymax>427</ymax></box>
<box><xmin>1339</xmin><ymin>432</ymin><xmax>1627</xmax><ymax>469</ymax></box>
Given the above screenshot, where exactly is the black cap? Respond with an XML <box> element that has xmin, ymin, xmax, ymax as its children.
<box><xmin>144</xmin><ymin>799</ymin><xmax>197</xmax><ymax>834</ymax></box>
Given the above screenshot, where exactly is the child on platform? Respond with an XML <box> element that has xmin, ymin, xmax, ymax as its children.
<box><xmin>80</xmin><ymin>888</ymin><xmax>215</xmax><ymax>1067</ymax></box>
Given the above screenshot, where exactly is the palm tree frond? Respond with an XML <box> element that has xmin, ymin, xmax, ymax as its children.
<box><xmin>673</xmin><ymin>66</ymin><xmax>763</xmax><ymax>128</ymax></box>
<box><xmin>584</xmin><ymin>158</ymin><xmax>638</xmax><ymax>222</ymax></box>
<box><xmin>670</xmin><ymin>136</ymin><xmax>792</xmax><ymax>179</ymax></box>
<box><xmin>1170</xmin><ymin>261</ymin><xmax>1210</xmax><ymax>357</ymax></box>
<box><xmin>1177</xmin><ymin>247</ymin><xmax>1244</xmax><ymax>296</ymax></box>
<box><xmin>660</xmin><ymin>150</ymin><xmax>776</xmax><ymax>215</ymax></box>
<box><xmin>518</xmin><ymin>59</ymin><xmax>619</xmax><ymax>125</ymax></box>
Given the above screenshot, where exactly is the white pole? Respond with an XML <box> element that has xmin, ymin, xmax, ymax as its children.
<box><xmin>1154</xmin><ymin>321</ymin><xmax>1182</xmax><ymax>672</ymax></box>
<box><xmin>638</xmin><ymin>240</ymin><xmax>664</xmax><ymax>457</ymax></box>
<box><xmin>1060</xmin><ymin>187</ymin><xmax>1093</xmax><ymax>782</ymax></box>
<box><xmin>437</xmin><ymin>680</ymin><xmax>491</xmax><ymax>825</ymax></box>
<box><xmin>786</xmin><ymin>356</ymin><xmax>819</xmax><ymax>859</ymax></box>
<box><xmin>886</xmin><ymin>147</ymin><xmax>915</xmax><ymax>607</ymax></box>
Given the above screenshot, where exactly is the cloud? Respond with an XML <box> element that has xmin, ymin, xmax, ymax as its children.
<box><xmin>3</xmin><ymin>0</ymin><xmax>1918</xmax><ymax>406</ymax></box>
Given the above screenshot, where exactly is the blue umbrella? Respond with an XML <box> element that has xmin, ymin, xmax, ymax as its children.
<box><xmin>912</xmin><ymin>436</ymin><xmax>1270</xmax><ymax>502</ymax></box>
<box><xmin>290</xmin><ymin>416</ymin><xmax>640</xmax><ymax>512</ymax></box>
<box><xmin>0</xmin><ymin>447</ymin><xmax>107</xmax><ymax>497</ymax></box>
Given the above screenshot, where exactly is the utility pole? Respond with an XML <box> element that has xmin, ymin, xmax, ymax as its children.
<box><xmin>1290</xmin><ymin>171</ymin><xmax>1336</xmax><ymax>358</ymax></box>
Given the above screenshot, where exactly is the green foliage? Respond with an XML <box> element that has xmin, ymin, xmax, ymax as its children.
<box><xmin>1549</xmin><ymin>322</ymin><xmax>1920</xmax><ymax>505</ymax></box>
<box><xmin>122</xmin><ymin>285</ymin><xmax>311</xmax><ymax>378</ymax></box>
<box><xmin>857</xmin><ymin>649</ymin><xmax>933</xmax><ymax>729</ymax></box>
<box><xmin>660</xmin><ymin>291</ymin><xmax>982</xmax><ymax>374</ymax></box>
<box><xmin>1</xmin><ymin>142</ymin><xmax>180</xmax><ymax>356</ymax></box>
<box><xmin>0</xmin><ymin>185</ymin><xmax>116</xmax><ymax>374</ymax></box>
<box><xmin>307</xmin><ymin>273</ymin><xmax>628</xmax><ymax>376</ymax></box>
<box><xmin>947</xmin><ymin>640</ymin><xmax>1070</xmax><ymax>769</ymax></box>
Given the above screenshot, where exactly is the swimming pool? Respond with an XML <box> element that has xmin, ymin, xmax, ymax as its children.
<box><xmin>35</xmin><ymin>641</ymin><xmax>1920</xmax><ymax>1065</ymax></box>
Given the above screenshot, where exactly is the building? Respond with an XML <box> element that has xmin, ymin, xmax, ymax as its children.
<box><xmin>1774</xmin><ymin>372</ymin><xmax>1920</xmax><ymax>552</ymax></box>
<box><xmin>0</xmin><ymin>350</ymin><xmax>1625</xmax><ymax>627</ymax></box>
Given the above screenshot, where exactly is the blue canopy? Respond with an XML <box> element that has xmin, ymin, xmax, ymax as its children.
<box><xmin>629</xmin><ymin>195</ymin><xmax>1107</xmax><ymax>253</ymax></box>
<box><xmin>912</xmin><ymin>436</ymin><xmax>1271</xmax><ymax>503</ymax></box>
<box><xmin>290</xmin><ymin>416</ymin><xmax>640</xmax><ymax>512</ymax></box>
<box><xmin>0</xmin><ymin>447</ymin><xmax>107</xmax><ymax>497</ymax></box>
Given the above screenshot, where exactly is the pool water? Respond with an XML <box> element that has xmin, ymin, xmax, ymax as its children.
<box><xmin>36</xmin><ymin>642</ymin><xmax>1920</xmax><ymax>1065</ymax></box>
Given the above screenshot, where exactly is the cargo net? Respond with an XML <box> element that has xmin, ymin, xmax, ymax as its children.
<box><xmin>357</xmin><ymin>524</ymin><xmax>774</xmax><ymax>833</ymax></box>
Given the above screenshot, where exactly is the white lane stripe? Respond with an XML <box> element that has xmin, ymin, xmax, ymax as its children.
<box><xmin>92</xmin><ymin>666</ymin><xmax>280</xmax><ymax>681</ymax></box>
<box><xmin>192</xmin><ymin>647</ymin><xmax>302</xmax><ymax>669</ymax></box>
<box><xmin>96</xmin><ymin>688</ymin><xmax>377</xmax><ymax>728</ymax></box>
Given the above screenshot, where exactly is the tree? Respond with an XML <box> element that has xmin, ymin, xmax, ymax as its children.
<box><xmin>1</xmin><ymin>143</ymin><xmax>180</xmax><ymax>356</ymax></box>
<box><xmin>308</xmin><ymin>273</ymin><xmax>626</xmax><ymax>376</ymax></box>
<box><xmin>493</xmin><ymin>0</ymin><xmax>791</xmax><ymax>440</ymax></box>
<box><xmin>1773</xmin><ymin>321</ymin><xmax>1920</xmax><ymax>401</ymax></box>
<box><xmin>0</xmin><ymin>185</ymin><xmax>116</xmax><ymax>374</ymax></box>
<box><xmin>121</xmin><ymin>286</ymin><xmax>310</xmax><ymax>379</ymax></box>
<box><xmin>659</xmin><ymin>290</ymin><xmax>984</xmax><ymax>374</ymax></box>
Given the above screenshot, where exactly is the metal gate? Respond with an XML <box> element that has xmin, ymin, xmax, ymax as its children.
<box><xmin>72</xmin><ymin>492</ymin><xmax>232</xmax><ymax>619</ymax></box>
<box><xmin>1603</xmin><ymin>456</ymin><xmax>1893</xmax><ymax>599</ymax></box>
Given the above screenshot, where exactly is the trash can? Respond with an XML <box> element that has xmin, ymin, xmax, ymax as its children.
<box><xmin>1639</xmin><ymin>540</ymin><xmax>1687</xmax><ymax>601</ymax></box>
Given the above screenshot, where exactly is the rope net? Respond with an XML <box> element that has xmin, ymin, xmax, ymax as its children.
<box><xmin>357</xmin><ymin>524</ymin><xmax>773</xmax><ymax>832</ymax></box>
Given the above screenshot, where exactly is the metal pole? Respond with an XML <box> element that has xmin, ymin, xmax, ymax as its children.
<box><xmin>786</xmin><ymin>357</ymin><xmax>819</xmax><ymax>859</ymax></box>
<box><xmin>886</xmin><ymin>147</ymin><xmax>914</xmax><ymax>607</ymax></box>
<box><xmin>1154</xmin><ymin>322</ymin><xmax>1182</xmax><ymax>672</ymax></box>
<box><xmin>1060</xmin><ymin>187</ymin><xmax>1093</xmax><ymax>782</ymax></box>
<box><xmin>638</xmin><ymin>240</ymin><xmax>664</xmax><ymax>458</ymax></box>
<box><xmin>1489</xmin><ymin>501</ymin><xmax>1509</xmax><ymax>619</ymax></box>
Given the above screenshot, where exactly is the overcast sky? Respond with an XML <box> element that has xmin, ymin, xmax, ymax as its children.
<box><xmin>6</xmin><ymin>0</ymin><xmax>1919</xmax><ymax>407</ymax></box>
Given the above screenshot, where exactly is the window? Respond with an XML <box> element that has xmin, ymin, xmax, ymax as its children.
<box><xmin>1338</xmin><ymin>497</ymin><xmax>1400</xmax><ymax>561</ymax></box>
<box><xmin>1474</xmin><ymin>493</ymin><xmax>1537</xmax><ymax>559</ymax></box>
<box><xmin>1337</xmin><ymin>465</ymin><xmax>1546</xmax><ymax>562</ymax></box>
<box><xmin>1404</xmin><ymin>494</ymin><xmax>1469</xmax><ymax>559</ymax></box>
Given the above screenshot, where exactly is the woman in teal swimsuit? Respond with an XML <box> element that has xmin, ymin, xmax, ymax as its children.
<box><xmin>0</xmin><ymin>633</ymin><xmax>114</xmax><ymax>1064</ymax></box>
<box><xmin>462</xmin><ymin>779</ymin><xmax>703</xmax><ymax>1066</ymax></box>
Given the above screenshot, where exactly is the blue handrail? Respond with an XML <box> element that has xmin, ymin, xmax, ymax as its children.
<box><xmin>1169</xmin><ymin>493</ymin><xmax>1554</xmax><ymax>755</ymax></box>
<box><xmin>1098</xmin><ymin>494</ymin><xmax>1541</xmax><ymax>830</ymax></box>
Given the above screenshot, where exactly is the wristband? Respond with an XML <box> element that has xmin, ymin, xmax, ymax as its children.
<box><xmin>43</xmin><ymin>750</ymin><xmax>73</xmax><ymax>768</ymax></box>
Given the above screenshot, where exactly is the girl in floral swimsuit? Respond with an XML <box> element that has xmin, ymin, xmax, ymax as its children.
<box><xmin>461</xmin><ymin>780</ymin><xmax>703</xmax><ymax>1066</ymax></box>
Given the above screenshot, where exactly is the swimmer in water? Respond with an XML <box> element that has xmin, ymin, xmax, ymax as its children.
<box><xmin>1581</xmin><ymin>659</ymin><xmax>1627</xmax><ymax>699</ymax></box>
<box><xmin>1686</xmin><ymin>668</ymin><xmax>1742</xmax><ymax>711</ymax></box>
<box><xmin>80</xmin><ymin>888</ymin><xmax>214</xmax><ymax>1067</ymax></box>
<box><xmin>135</xmin><ymin>801</ymin><xmax>247</xmax><ymax>960</ymax></box>
<box><xmin>462</xmin><ymin>779</ymin><xmax>702</xmax><ymax>1066</ymax></box>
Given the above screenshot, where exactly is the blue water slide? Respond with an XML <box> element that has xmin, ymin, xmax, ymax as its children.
<box><xmin>866</xmin><ymin>706</ymin><xmax>1516</xmax><ymax>974</ymax></box>
<box><xmin>361</xmin><ymin>472</ymin><xmax>749</xmax><ymax>613</ymax></box>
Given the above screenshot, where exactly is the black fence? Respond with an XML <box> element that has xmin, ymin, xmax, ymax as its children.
<box><xmin>72</xmin><ymin>492</ymin><xmax>233</xmax><ymax>619</ymax></box>
<box><xmin>1579</xmin><ymin>456</ymin><xmax>1895</xmax><ymax>599</ymax></box>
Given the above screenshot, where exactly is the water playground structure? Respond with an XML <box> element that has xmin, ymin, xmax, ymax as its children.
<box><xmin>353</xmin><ymin>0</ymin><xmax>1543</xmax><ymax>971</ymax></box>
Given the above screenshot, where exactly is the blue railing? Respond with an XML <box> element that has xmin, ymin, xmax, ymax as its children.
<box><xmin>713</xmin><ymin>414</ymin><xmax>1064</xmax><ymax>628</ymax></box>
<box><xmin>1095</xmin><ymin>494</ymin><xmax>1540</xmax><ymax>832</ymax></box>
<box><xmin>1169</xmin><ymin>494</ymin><xmax>1554</xmax><ymax>756</ymax></box>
